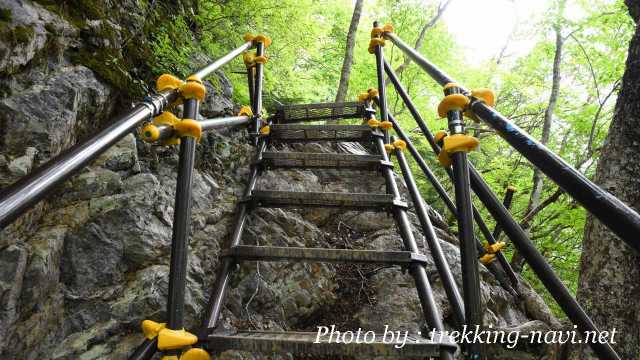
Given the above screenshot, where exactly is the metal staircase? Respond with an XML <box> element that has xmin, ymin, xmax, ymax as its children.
<box><xmin>199</xmin><ymin>101</ymin><xmax>457</xmax><ymax>359</ymax></box>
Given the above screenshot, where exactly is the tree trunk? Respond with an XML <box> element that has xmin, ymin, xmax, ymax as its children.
<box><xmin>335</xmin><ymin>0</ymin><xmax>363</xmax><ymax>104</ymax></box>
<box><xmin>511</xmin><ymin>23</ymin><xmax>564</xmax><ymax>272</ymax></box>
<box><xmin>569</xmin><ymin>1</ymin><xmax>640</xmax><ymax>358</ymax></box>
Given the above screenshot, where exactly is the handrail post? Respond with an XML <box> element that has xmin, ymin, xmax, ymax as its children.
<box><xmin>494</xmin><ymin>186</ymin><xmax>516</xmax><ymax>241</ymax></box>
<box><xmin>392</xmin><ymin>136</ymin><xmax>465</xmax><ymax>328</ymax></box>
<box><xmin>252</xmin><ymin>42</ymin><xmax>265</xmax><ymax>146</ymax></box>
<box><xmin>441</xmin><ymin>84</ymin><xmax>482</xmax><ymax>360</ymax></box>
<box><xmin>372</xmin><ymin>21</ymin><xmax>391</xmax><ymax>144</ymax></box>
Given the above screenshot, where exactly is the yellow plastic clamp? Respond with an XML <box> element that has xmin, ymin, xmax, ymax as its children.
<box><xmin>507</xmin><ymin>185</ymin><xmax>518</xmax><ymax>192</ymax></box>
<box><xmin>243</xmin><ymin>52</ymin><xmax>256</xmax><ymax>68</ymax></box>
<box><xmin>464</xmin><ymin>88</ymin><xmax>496</xmax><ymax>122</ymax></box>
<box><xmin>260</xmin><ymin>125</ymin><xmax>270</xmax><ymax>135</ymax></box>
<box><xmin>367</xmin><ymin>118</ymin><xmax>380</xmax><ymax>128</ymax></box>
<box><xmin>383</xmin><ymin>23</ymin><xmax>394</xmax><ymax>33</ymax></box>
<box><xmin>380</xmin><ymin>121</ymin><xmax>393</xmax><ymax>130</ymax></box>
<box><xmin>484</xmin><ymin>241</ymin><xmax>507</xmax><ymax>254</ymax></box>
<box><xmin>371</xmin><ymin>27</ymin><xmax>384</xmax><ymax>38</ymax></box>
<box><xmin>437</xmin><ymin>94</ymin><xmax>470</xmax><ymax>118</ymax></box>
<box><xmin>367</xmin><ymin>88</ymin><xmax>379</xmax><ymax>98</ymax></box>
<box><xmin>157</xmin><ymin>328</ymin><xmax>198</xmax><ymax>351</ymax></box>
<box><xmin>479</xmin><ymin>253</ymin><xmax>496</xmax><ymax>265</ymax></box>
<box><xmin>181</xmin><ymin>348</ymin><xmax>212</xmax><ymax>360</ymax></box>
<box><xmin>142</xmin><ymin>320</ymin><xmax>166</xmax><ymax>340</ymax></box>
<box><xmin>443</xmin><ymin>82</ymin><xmax>460</xmax><ymax>91</ymax></box>
<box><xmin>253</xmin><ymin>34</ymin><xmax>272</xmax><ymax>48</ymax></box>
<box><xmin>243</xmin><ymin>33</ymin><xmax>255</xmax><ymax>42</ymax></box>
<box><xmin>157</xmin><ymin>74</ymin><xmax>184</xmax><ymax>92</ymax></box>
<box><xmin>393</xmin><ymin>139</ymin><xmax>407</xmax><ymax>151</ymax></box>
<box><xmin>161</xmin><ymin>356</ymin><xmax>179</xmax><ymax>360</ymax></box>
<box><xmin>174</xmin><ymin>119</ymin><xmax>203</xmax><ymax>142</ymax></box>
<box><xmin>254</xmin><ymin>55</ymin><xmax>268</xmax><ymax>64</ymax></box>
<box><xmin>151</xmin><ymin>111</ymin><xmax>181</xmax><ymax>145</ymax></box>
<box><xmin>368</xmin><ymin>38</ymin><xmax>385</xmax><ymax>54</ymax></box>
<box><xmin>434</xmin><ymin>130</ymin><xmax>448</xmax><ymax>145</ymax></box>
<box><xmin>384</xmin><ymin>143</ymin><xmax>395</xmax><ymax>153</ymax></box>
<box><xmin>437</xmin><ymin>134</ymin><xmax>479</xmax><ymax>167</ymax></box>
<box><xmin>358</xmin><ymin>92</ymin><xmax>371</xmax><ymax>102</ymax></box>
<box><xmin>141</xmin><ymin>124</ymin><xmax>160</xmax><ymax>142</ymax></box>
<box><xmin>180</xmin><ymin>77</ymin><xmax>206</xmax><ymax>101</ymax></box>
<box><xmin>238</xmin><ymin>106</ymin><xmax>253</xmax><ymax>117</ymax></box>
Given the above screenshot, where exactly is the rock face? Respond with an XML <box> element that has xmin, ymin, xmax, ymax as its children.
<box><xmin>0</xmin><ymin>1</ymin><xmax>561</xmax><ymax>359</ymax></box>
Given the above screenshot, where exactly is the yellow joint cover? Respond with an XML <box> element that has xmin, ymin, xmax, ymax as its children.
<box><xmin>157</xmin><ymin>74</ymin><xmax>184</xmax><ymax>92</ymax></box>
<box><xmin>161</xmin><ymin>356</ymin><xmax>179</xmax><ymax>360</ymax></box>
<box><xmin>141</xmin><ymin>124</ymin><xmax>160</xmax><ymax>143</ymax></box>
<box><xmin>254</xmin><ymin>55</ymin><xmax>268</xmax><ymax>64</ymax></box>
<box><xmin>434</xmin><ymin>130</ymin><xmax>448</xmax><ymax>144</ymax></box>
<box><xmin>238</xmin><ymin>105</ymin><xmax>253</xmax><ymax>117</ymax></box>
<box><xmin>253</xmin><ymin>34</ymin><xmax>272</xmax><ymax>48</ymax></box>
<box><xmin>384</xmin><ymin>143</ymin><xmax>395</xmax><ymax>153</ymax></box>
<box><xmin>367</xmin><ymin>118</ymin><xmax>380</xmax><ymax>128</ymax></box>
<box><xmin>358</xmin><ymin>92</ymin><xmax>370</xmax><ymax>102</ymax></box>
<box><xmin>371</xmin><ymin>27</ymin><xmax>384</xmax><ymax>38</ymax></box>
<box><xmin>393</xmin><ymin>139</ymin><xmax>407</xmax><ymax>151</ymax></box>
<box><xmin>181</xmin><ymin>348</ymin><xmax>212</xmax><ymax>360</ymax></box>
<box><xmin>368</xmin><ymin>45</ymin><xmax>376</xmax><ymax>54</ymax></box>
<box><xmin>180</xmin><ymin>80</ymin><xmax>207</xmax><ymax>101</ymax></box>
<box><xmin>471</xmin><ymin>88</ymin><xmax>496</xmax><ymax>107</ymax></box>
<box><xmin>157</xmin><ymin>328</ymin><xmax>198</xmax><ymax>351</ymax></box>
<box><xmin>367</xmin><ymin>88</ymin><xmax>379</xmax><ymax>98</ymax></box>
<box><xmin>142</xmin><ymin>320</ymin><xmax>166</xmax><ymax>340</ymax></box>
<box><xmin>243</xmin><ymin>33</ymin><xmax>255</xmax><ymax>42</ymax></box>
<box><xmin>484</xmin><ymin>241</ymin><xmax>507</xmax><ymax>254</ymax></box>
<box><xmin>154</xmin><ymin>111</ymin><xmax>180</xmax><ymax>126</ymax></box>
<box><xmin>507</xmin><ymin>185</ymin><xmax>518</xmax><ymax>192</ymax></box>
<box><xmin>479</xmin><ymin>253</ymin><xmax>496</xmax><ymax>265</ymax></box>
<box><xmin>369</xmin><ymin>38</ymin><xmax>385</xmax><ymax>47</ymax></box>
<box><xmin>383</xmin><ymin>23</ymin><xmax>394</xmax><ymax>33</ymax></box>
<box><xmin>437</xmin><ymin>94</ymin><xmax>470</xmax><ymax>118</ymax></box>
<box><xmin>443</xmin><ymin>82</ymin><xmax>460</xmax><ymax>91</ymax></box>
<box><xmin>174</xmin><ymin>119</ymin><xmax>203</xmax><ymax>141</ymax></box>
<box><xmin>437</xmin><ymin>134</ymin><xmax>479</xmax><ymax>167</ymax></box>
<box><xmin>186</xmin><ymin>75</ymin><xmax>203</xmax><ymax>84</ymax></box>
<box><xmin>260</xmin><ymin>125</ymin><xmax>270</xmax><ymax>135</ymax></box>
<box><xmin>380</xmin><ymin>121</ymin><xmax>393</xmax><ymax>130</ymax></box>
<box><xmin>243</xmin><ymin>52</ymin><xmax>256</xmax><ymax>67</ymax></box>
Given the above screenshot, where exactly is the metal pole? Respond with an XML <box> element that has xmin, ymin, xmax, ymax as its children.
<box><xmin>247</xmin><ymin>67</ymin><xmax>255</xmax><ymax>109</ymax></box>
<box><xmin>393</xmin><ymin>137</ymin><xmax>465</xmax><ymax>328</ymax></box>
<box><xmin>442</xmin><ymin>85</ymin><xmax>482</xmax><ymax>360</ymax></box>
<box><xmin>493</xmin><ymin>186</ymin><xmax>516</xmax><ymax>241</ymax></box>
<box><xmin>128</xmin><ymin>338</ymin><xmax>157</xmax><ymax>360</ymax></box>
<box><xmin>252</xmin><ymin>42</ymin><xmax>265</xmax><ymax>145</ymax></box>
<box><xmin>382</xmin><ymin>62</ymin><xmax>520</xmax><ymax>288</ymax></box>
<box><xmin>200</xmin><ymin>115</ymin><xmax>250</xmax><ymax>131</ymax></box>
<box><xmin>372</xmin><ymin>21</ymin><xmax>390</xmax><ymax>144</ymax></box>
<box><xmin>200</xmin><ymin>140</ymin><xmax>268</xmax><ymax>333</ymax></box>
<box><xmin>166</xmin><ymin>99</ymin><xmax>199</xmax><ymax>331</ymax></box>
<box><xmin>193</xmin><ymin>41</ymin><xmax>253</xmax><ymax>80</ymax></box>
<box><xmin>385</xmin><ymin>31</ymin><xmax>640</xmax><ymax>253</ymax></box>
<box><xmin>0</xmin><ymin>41</ymin><xmax>254</xmax><ymax>230</ymax></box>
<box><xmin>386</xmin><ymin>110</ymin><xmax>517</xmax><ymax>296</ymax></box>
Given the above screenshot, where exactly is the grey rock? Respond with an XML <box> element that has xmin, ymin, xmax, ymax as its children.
<box><xmin>7</xmin><ymin>146</ymin><xmax>37</xmax><ymax>176</ymax></box>
<box><xmin>94</xmin><ymin>133</ymin><xmax>138</xmax><ymax>172</ymax></box>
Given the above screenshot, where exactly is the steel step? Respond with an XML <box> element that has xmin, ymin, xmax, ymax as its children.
<box><xmin>260</xmin><ymin>151</ymin><xmax>388</xmax><ymax>170</ymax></box>
<box><xmin>207</xmin><ymin>330</ymin><xmax>456</xmax><ymax>357</ymax></box>
<box><xmin>222</xmin><ymin>245</ymin><xmax>427</xmax><ymax>265</ymax></box>
<box><xmin>248</xmin><ymin>190</ymin><xmax>406</xmax><ymax>210</ymax></box>
<box><xmin>269</xmin><ymin>124</ymin><xmax>374</xmax><ymax>143</ymax></box>
<box><xmin>273</xmin><ymin>102</ymin><xmax>365</xmax><ymax>124</ymax></box>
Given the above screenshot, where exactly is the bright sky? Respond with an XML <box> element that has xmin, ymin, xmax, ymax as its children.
<box><xmin>442</xmin><ymin>0</ymin><xmax>551</xmax><ymax>61</ymax></box>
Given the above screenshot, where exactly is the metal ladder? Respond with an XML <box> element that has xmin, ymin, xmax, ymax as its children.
<box><xmin>198</xmin><ymin>102</ymin><xmax>458</xmax><ymax>359</ymax></box>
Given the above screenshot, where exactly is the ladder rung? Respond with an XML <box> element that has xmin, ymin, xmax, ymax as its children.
<box><xmin>269</xmin><ymin>124</ymin><xmax>373</xmax><ymax>143</ymax></box>
<box><xmin>248</xmin><ymin>190</ymin><xmax>406</xmax><ymax>210</ymax></box>
<box><xmin>273</xmin><ymin>102</ymin><xmax>365</xmax><ymax>124</ymax></box>
<box><xmin>260</xmin><ymin>151</ymin><xmax>388</xmax><ymax>170</ymax></box>
<box><xmin>222</xmin><ymin>245</ymin><xmax>428</xmax><ymax>265</ymax></box>
<box><xmin>207</xmin><ymin>330</ymin><xmax>457</xmax><ymax>357</ymax></box>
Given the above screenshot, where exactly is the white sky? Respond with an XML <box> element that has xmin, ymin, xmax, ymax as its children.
<box><xmin>442</xmin><ymin>0</ymin><xmax>551</xmax><ymax>60</ymax></box>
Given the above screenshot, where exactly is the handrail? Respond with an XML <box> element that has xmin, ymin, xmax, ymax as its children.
<box><xmin>0</xmin><ymin>41</ymin><xmax>253</xmax><ymax>229</ymax></box>
<box><xmin>384</xmin><ymin>30</ymin><xmax>640</xmax><ymax>254</ymax></box>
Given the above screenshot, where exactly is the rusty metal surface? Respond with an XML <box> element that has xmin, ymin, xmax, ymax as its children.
<box><xmin>261</xmin><ymin>151</ymin><xmax>383</xmax><ymax>170</ymax></box>
<box><xmin>249</xmin><ymin>190</ymin><xmax>402</xmax><ymax>210</ymax></box>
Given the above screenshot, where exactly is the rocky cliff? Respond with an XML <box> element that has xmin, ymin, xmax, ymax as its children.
<box><xmin>0</xmin><ymin>1</ymin><xmax>560</xmax><ymax>359</ymax></box>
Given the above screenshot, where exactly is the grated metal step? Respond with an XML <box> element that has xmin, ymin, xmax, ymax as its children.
<box><xmin>273</xmin><ymin>102</ymin><xmax>365</xmax><ymax>124</ymax></box>
<box><xmin>222</xmin><ymin>245</ymin><xmax>428</xmax><ymax>265</ymax></box>
<box><xmin>248</xmin><ymin>190</ymin><xmax>406</xmax><ymax>210</ymax></box>
<box><xmin>207</xmin><ymin>330</ymin><xmax>456</xmax><ymax>357</ymax></box>
<box><xmin>260</xmin><ymin>151</ymin><xmax>388</xmax><ymax>170</ymax></box>
<box><xmin>269</xmin><ymin>124</ymin><xmax>373</xmax><ymax>143</ymax></box>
